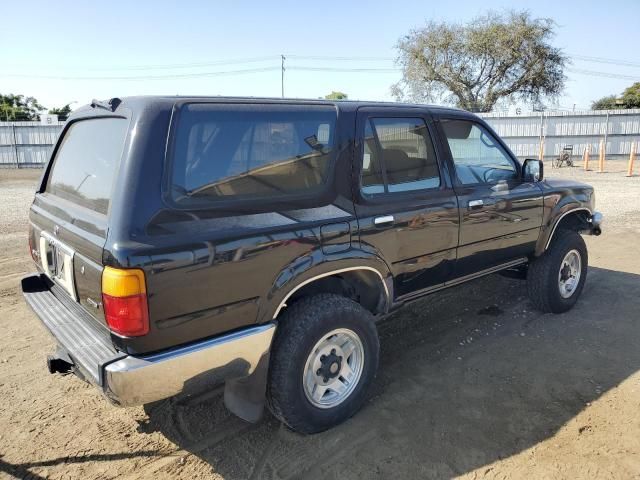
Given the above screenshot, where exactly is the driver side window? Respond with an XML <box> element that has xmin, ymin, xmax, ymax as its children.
<box><xmin>441</xmin><ymin>119</ymin><xmax>517</xmax><ymax>185</ymax></box>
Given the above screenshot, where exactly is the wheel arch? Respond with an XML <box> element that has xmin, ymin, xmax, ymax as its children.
<box><xmin>535</xmin><ymin>206</ymin><xmax>592</xmax><ymax>256</ymax></box>
<box><xmin>261</xmin><ymin>256</ymin><xmax>393</xmax><ymax>323</ymax></box>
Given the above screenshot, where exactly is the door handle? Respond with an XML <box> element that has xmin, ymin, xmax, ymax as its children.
<box><xmin>468</xmin><ymin>199</ymin><xmax>484</xmax><ymax>208</ymax></box>
<box><xmin>374</xmin><ymin>215</ymin><xmax>395</xmax><ymax>226</ymax></box>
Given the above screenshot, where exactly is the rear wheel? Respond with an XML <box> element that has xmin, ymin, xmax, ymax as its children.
<box><xmin>527</xmin><ymin>229</ymin><xmax>588</xmax><ymax>313</ymax></box>
<box><xmin>266</xmin><ymin>294</ymin><xmax>379</xmax><ymax>433</ymax></box>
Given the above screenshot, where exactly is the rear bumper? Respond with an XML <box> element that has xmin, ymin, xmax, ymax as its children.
<box><xmin>22</xmin><ymin>273</ymin><xmax>275</xmax><ymax>407</ymax></box>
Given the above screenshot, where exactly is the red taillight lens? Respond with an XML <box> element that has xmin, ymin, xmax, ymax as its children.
<box><xmin>101</xmin><ymin>267</ymin><xmax>149</xmax><ymax>337</ymax></box>
<box><xmin>102</xmin><ymin>293</ymin><xmax>149</xmax><ymax>337</ymax></box>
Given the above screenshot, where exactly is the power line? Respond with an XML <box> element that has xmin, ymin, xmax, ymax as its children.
<box><xmin>567</xmin><ymin>67</ymin><xmax>640</xmax><ymax>81</ymax></box>
<box><xmin>289</xmin><ymin>66</ymin><xmax>399</xmax><ymax>73</ymax></box>
<box><xmin>0</xmin><ymin>66</ymin><xmax>280</xmax><ymax>81</ymax></box>
<box><xmin>2</xmin><ymin>56</ymin><xmax>280</xmax><ymax>72</ymax></box>
<box><xmin>1</xmin><ymin>59</ymin><xmax>637</xmax><ymax>83</ymax></box>
<box><xmin>569</xmin><ymin>54</ymin><xmax>640</xmax><ymax>69</ymax></box>
<box><xmin>4</xmin><ymin>52</ymin><xmax>639</xmax><ymax>76</ymax></box>
<box><xmin>286</xmin><ymin>55</ymin><xmax>394</xmax><ymax>61</ymax></box>
<box><xmin>83</xmin><ymin>56</ymin><xmax>280</xmax><ymax>71</ymax></box>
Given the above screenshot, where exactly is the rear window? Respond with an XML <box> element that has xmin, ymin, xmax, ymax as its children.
<box><xmin>46</xmin><ymin>118</ymin><xmax>128</xmax><ymax>215</ymax></box>
<box><xmin>170</xmin><ymin>103</ymin><xmax>336</xmax><ymax>206</ymax></box>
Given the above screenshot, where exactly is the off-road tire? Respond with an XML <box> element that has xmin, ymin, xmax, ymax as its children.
<box><xmin>527</xmin><ymin>229</ymin><xmax>588</xmax><ymax>313</ymax></box>
<box><xmin>266</xmin><ymin>294</ymin><xmax>379</xmax><ymax>434</ymax></box>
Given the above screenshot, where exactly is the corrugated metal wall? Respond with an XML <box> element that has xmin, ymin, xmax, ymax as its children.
<box><xmin>2</xmin><ymin>109</ymin><xmax>640</xmax><ymax>167</ymax></box>
<box><xmin>480</xmin><ymin>109</ymin><xmax>640</xmax><ymax>160</ymax></box>
<box><xmin>0</xmin><ymin>121</ymin><xmax>64</xmax><ymax>167</ymax></box>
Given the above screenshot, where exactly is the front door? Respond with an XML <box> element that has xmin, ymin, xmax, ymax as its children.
<box><xmin>437</xmin><ymin>116</ymin><xmax>544</xmax><ymax>278</ymax></box>
<box><xmin>353</xmin><ymin>108</ymin><xmax>459</xmax><ymax>299</ymax></box>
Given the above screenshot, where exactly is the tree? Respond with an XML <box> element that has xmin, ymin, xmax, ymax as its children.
<box><xmin>591</xmin><ymin>83</ymin><xmax>640</xmax><ymax>110</ymax></box>
<box><xmin>621</xmin><ymin>82</ymin><xmax>640</xmax><ymax>109</ymax></box>
<box><xmin>49</xmin><ymin>104</ymin><xmax>73</xmax><ymax>120</ymax></box>
<box><xmin>392</xmin><ymin>10</ymin><xmax>567</xmax><ymax>112</ymax></box>
<box><xmin>591</xmin><ymin>95</ymin><xmax>620</xmax><ymax>110</ymax></box>
<box><xmin>0</xmin><ymin>94</ymin><xmax>45</xmax><ymax>121</ymax></box>
<box><xmin>325</xmin><ymin>91</ymin><xmax>348</xmax><ymax>100</ymax></box>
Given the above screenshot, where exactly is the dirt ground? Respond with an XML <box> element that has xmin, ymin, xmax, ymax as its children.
<box><xmin>1</xmin><ymin>164</ymin><xmax>639</xmax><ymax>479</ymax></box>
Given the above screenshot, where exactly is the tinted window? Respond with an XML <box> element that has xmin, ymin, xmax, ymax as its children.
<box><xmin>170</xmin><ymin>104</ymin><xmax>336</xmax><ymax>205</ymax></box>
<box><xmin>46</xmin><ymin>118</ymin><xmax>128</xmax><ymax>215</ymax></box>
<box><xmin>361</xmin><ymin>117</ymin><xmax>440</xmax><ymax>195</ymax></box>
<box><xmin>442</xmin><ymin>120</ymin><xmax>517</xmax><ymax>185</ymax></box>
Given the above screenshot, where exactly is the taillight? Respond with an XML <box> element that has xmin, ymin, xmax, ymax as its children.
<box><xmin>101</xmin><ymin>267</ymin><xmax>149</xmax><ymax>337</ymax></box>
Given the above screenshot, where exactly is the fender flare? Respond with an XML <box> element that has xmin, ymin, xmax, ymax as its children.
<box><xmin>258</xmin><ymin>251</ymin><xmax>393</xmax><ymax>324</ymax></box>
<box><xmin>536</xmin><ymin>206</ymin><xmax>592</xmax><ymax>255</ymax></box>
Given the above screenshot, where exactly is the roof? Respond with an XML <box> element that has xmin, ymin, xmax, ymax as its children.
<box><xmin>76</xmin><ymin>95</ymin><xmax>470</xmax><ymax>116</ymax></box>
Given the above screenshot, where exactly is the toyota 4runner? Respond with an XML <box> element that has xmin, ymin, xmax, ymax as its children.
<box><xmin>22</xmin><ymin>97</ymin><xmax>602</xmax><ymax>433</ymax></box>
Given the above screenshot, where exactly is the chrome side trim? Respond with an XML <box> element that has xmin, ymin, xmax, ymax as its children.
<box><xmin>544</xmin><ymin>207</ymin><xmax>592</xmax><ymax>251</ymax></box>
<box><xmin>374</xmin><ymin>215</ymin><xmax>395</xmax><ymax>225</ymax></box>
<box><xmin>272</xmin><ymin>266</ymin><xmax>390</xmax><ymax>319</ymax></box>
<box><xmin>103</xmin><ymin>323</ymin><xmax>275</xmax><ymax>407</ymax></box>
<box><xmin>396</xmin><ymin>257</ymin><xmax>528</xmax><ymax>303</ymax></box>
<box><xmin>445</xmin><ymin>258</ymin><xmax>528</xmax><ymax>287</ymax></box>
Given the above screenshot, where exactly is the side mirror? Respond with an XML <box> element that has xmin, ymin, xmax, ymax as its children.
<box><xmin>522</xmin><ymin>158</ymin><xmax>544</xmax><ymax>182</ymax></box>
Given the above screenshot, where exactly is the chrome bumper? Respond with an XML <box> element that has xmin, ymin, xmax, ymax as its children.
<box><xmin>104</xmin><ymin>323</ymin><xmax>275</xmax><ymax>406</ymax></box>
<box><xmin>22</xmin><ymin>273</ymin><xmax>276</xmax><ymax>408</ymax></box>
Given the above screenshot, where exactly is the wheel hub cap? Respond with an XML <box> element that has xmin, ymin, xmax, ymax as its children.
<box><xmin>303</xmin><ymin>328</ymin><xmax>365</xmax><ymax>409</ymax></box>
<box><xmin>558</xmin><ymin>249</ymin><xmax>582</xmax><ymax>299</ymax></box>
<box><xmin>317</xmin><ymin>350</ymin><xmax>342</xmax><ymax>382</ymax></box>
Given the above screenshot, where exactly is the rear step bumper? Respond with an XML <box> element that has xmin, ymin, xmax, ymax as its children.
<box><xmin>22</xmin><ymin>273</ymin><xmax>276</xmax><ymax>407</ymax></box>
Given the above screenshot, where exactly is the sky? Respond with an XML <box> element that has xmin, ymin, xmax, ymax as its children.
<box><xmin>1</xmin><ymin>0</ymin><xmax>639</xmax><ymax>114</ymax></box>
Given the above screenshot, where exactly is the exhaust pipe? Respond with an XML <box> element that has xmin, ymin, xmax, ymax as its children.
<box><xmin>47</xmin><ymin>354</ymin><xmax>73</xmax><ymax>374</ymax></box>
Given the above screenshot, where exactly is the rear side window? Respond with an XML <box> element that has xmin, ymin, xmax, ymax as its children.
<box><xmin>361</xmin><ymin>117</ymin><xmax>440</xmax><ymax>195</ymax></box>
<box><xmin>46</xmin><ymin>118</ymin><xmax>128</xmax><ymax>215</ymax></box>
<box><xmin>170</xmin><ymin>104</ymin><xmax>336</xmax><ymax>205</ymax></box>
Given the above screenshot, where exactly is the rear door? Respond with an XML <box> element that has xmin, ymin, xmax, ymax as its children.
<box><xmin>353</xmin><ymin>107</ymin><xmax>459</xmax><ymax>299</ymax></box>
<box><xmin>436</xmin><ymin>116</ymin><xmax>543</xmax><ymax>277</ymax></box>
<box><xmin>29</xmin><ymin>116</ymin><xmax>129</xmax><ymax>327</ymax></box>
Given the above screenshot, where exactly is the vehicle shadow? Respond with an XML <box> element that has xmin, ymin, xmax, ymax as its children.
<box><xmin>0</xmin><ymin>451</ymin><xmax>162</xmax><ymax>480</ymax></box>
<box><xmin>142</xmin><ymin>266</ymin><xmax>640</xmax><ymax>479</ymax></box>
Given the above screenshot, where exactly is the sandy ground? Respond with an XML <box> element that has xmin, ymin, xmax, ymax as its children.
<box><xmin>0</xmin><ymin>163</ymin><xmax>639</xmax><ymax>479</ymax></box>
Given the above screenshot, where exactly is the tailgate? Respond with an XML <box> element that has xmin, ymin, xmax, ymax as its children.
<box><xmin>28</xmin><ymin>117</ymin><xmax>129</xmax><ymax>328</ymax></box>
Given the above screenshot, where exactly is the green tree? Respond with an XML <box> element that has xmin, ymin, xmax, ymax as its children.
<box><xmin>325</xmin><ymin>91</ymin><xmax>348</xmax><ymax>100</ymax></box>
<box><xmin>49</xmin><ymin>104</ymin><xmax>73</xmax><ymax>120</ymax></box>
<box><xmin>591</xmin><ymin>95</ymin><xmax>620</xmax><ymax>110</ymax></box>
<box><xmin>591</xmin><ymin>83</ymin><xmax>640</xmax><ymax>110</ymax></box>
<box><xmin>392</xmin><ymin>10</ymin><xmax>567</xmax><ymax>112</ymax></box>
<box><xmin>621</xmin><ymin>82</ymin><xmax>640</xmax><ymax>109</ymax></box>
<box><xmin>0</xmin><ymin>94</ymin><xmax>45</xmax><ymax>121</ymax></box>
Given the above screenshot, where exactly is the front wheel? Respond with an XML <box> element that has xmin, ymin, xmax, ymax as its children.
<box><xmin>266</xmin><ymin>294</ymin><xmax>379</xmax><ymax>433</ymax></box>
<box><xmin>527</xmin><ymin>229</ymin><xmax>588</xmax><ymax>313</ymax></box>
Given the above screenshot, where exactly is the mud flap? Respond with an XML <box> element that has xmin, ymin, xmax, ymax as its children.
<box><xmin>224</xmin><ymin>351</ymin><xmax>271</xmax><ymax>423</ymax></box>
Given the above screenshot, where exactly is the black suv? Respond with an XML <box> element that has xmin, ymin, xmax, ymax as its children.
<box><xmin>22</xmin><ymin>97</ymin><xmax>602</xmax><ymax>433</ymax></box>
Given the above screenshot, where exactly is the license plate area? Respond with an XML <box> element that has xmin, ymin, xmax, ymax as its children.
<box><xmin>40</xmin><ymin>232</ymin><xmax>77</xmax><ymax>301</ymax></box>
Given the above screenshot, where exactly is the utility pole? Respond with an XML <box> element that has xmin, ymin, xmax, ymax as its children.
<box><xmin>281</xmin><ymin>54</ymin><xmax>285</xmax><ymax>98</ymax></box>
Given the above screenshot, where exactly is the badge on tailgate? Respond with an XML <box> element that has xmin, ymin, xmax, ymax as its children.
<box><xmin>39</xmin><ymin>231</ymin><xmax>77</xmax><ymax>300</ymax></box>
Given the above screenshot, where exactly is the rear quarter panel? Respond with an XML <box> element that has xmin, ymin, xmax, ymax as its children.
<box><xmin>106</xmin><ymin>102</ymin><xmax>365</xmax><ymax>355</ymax></box>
